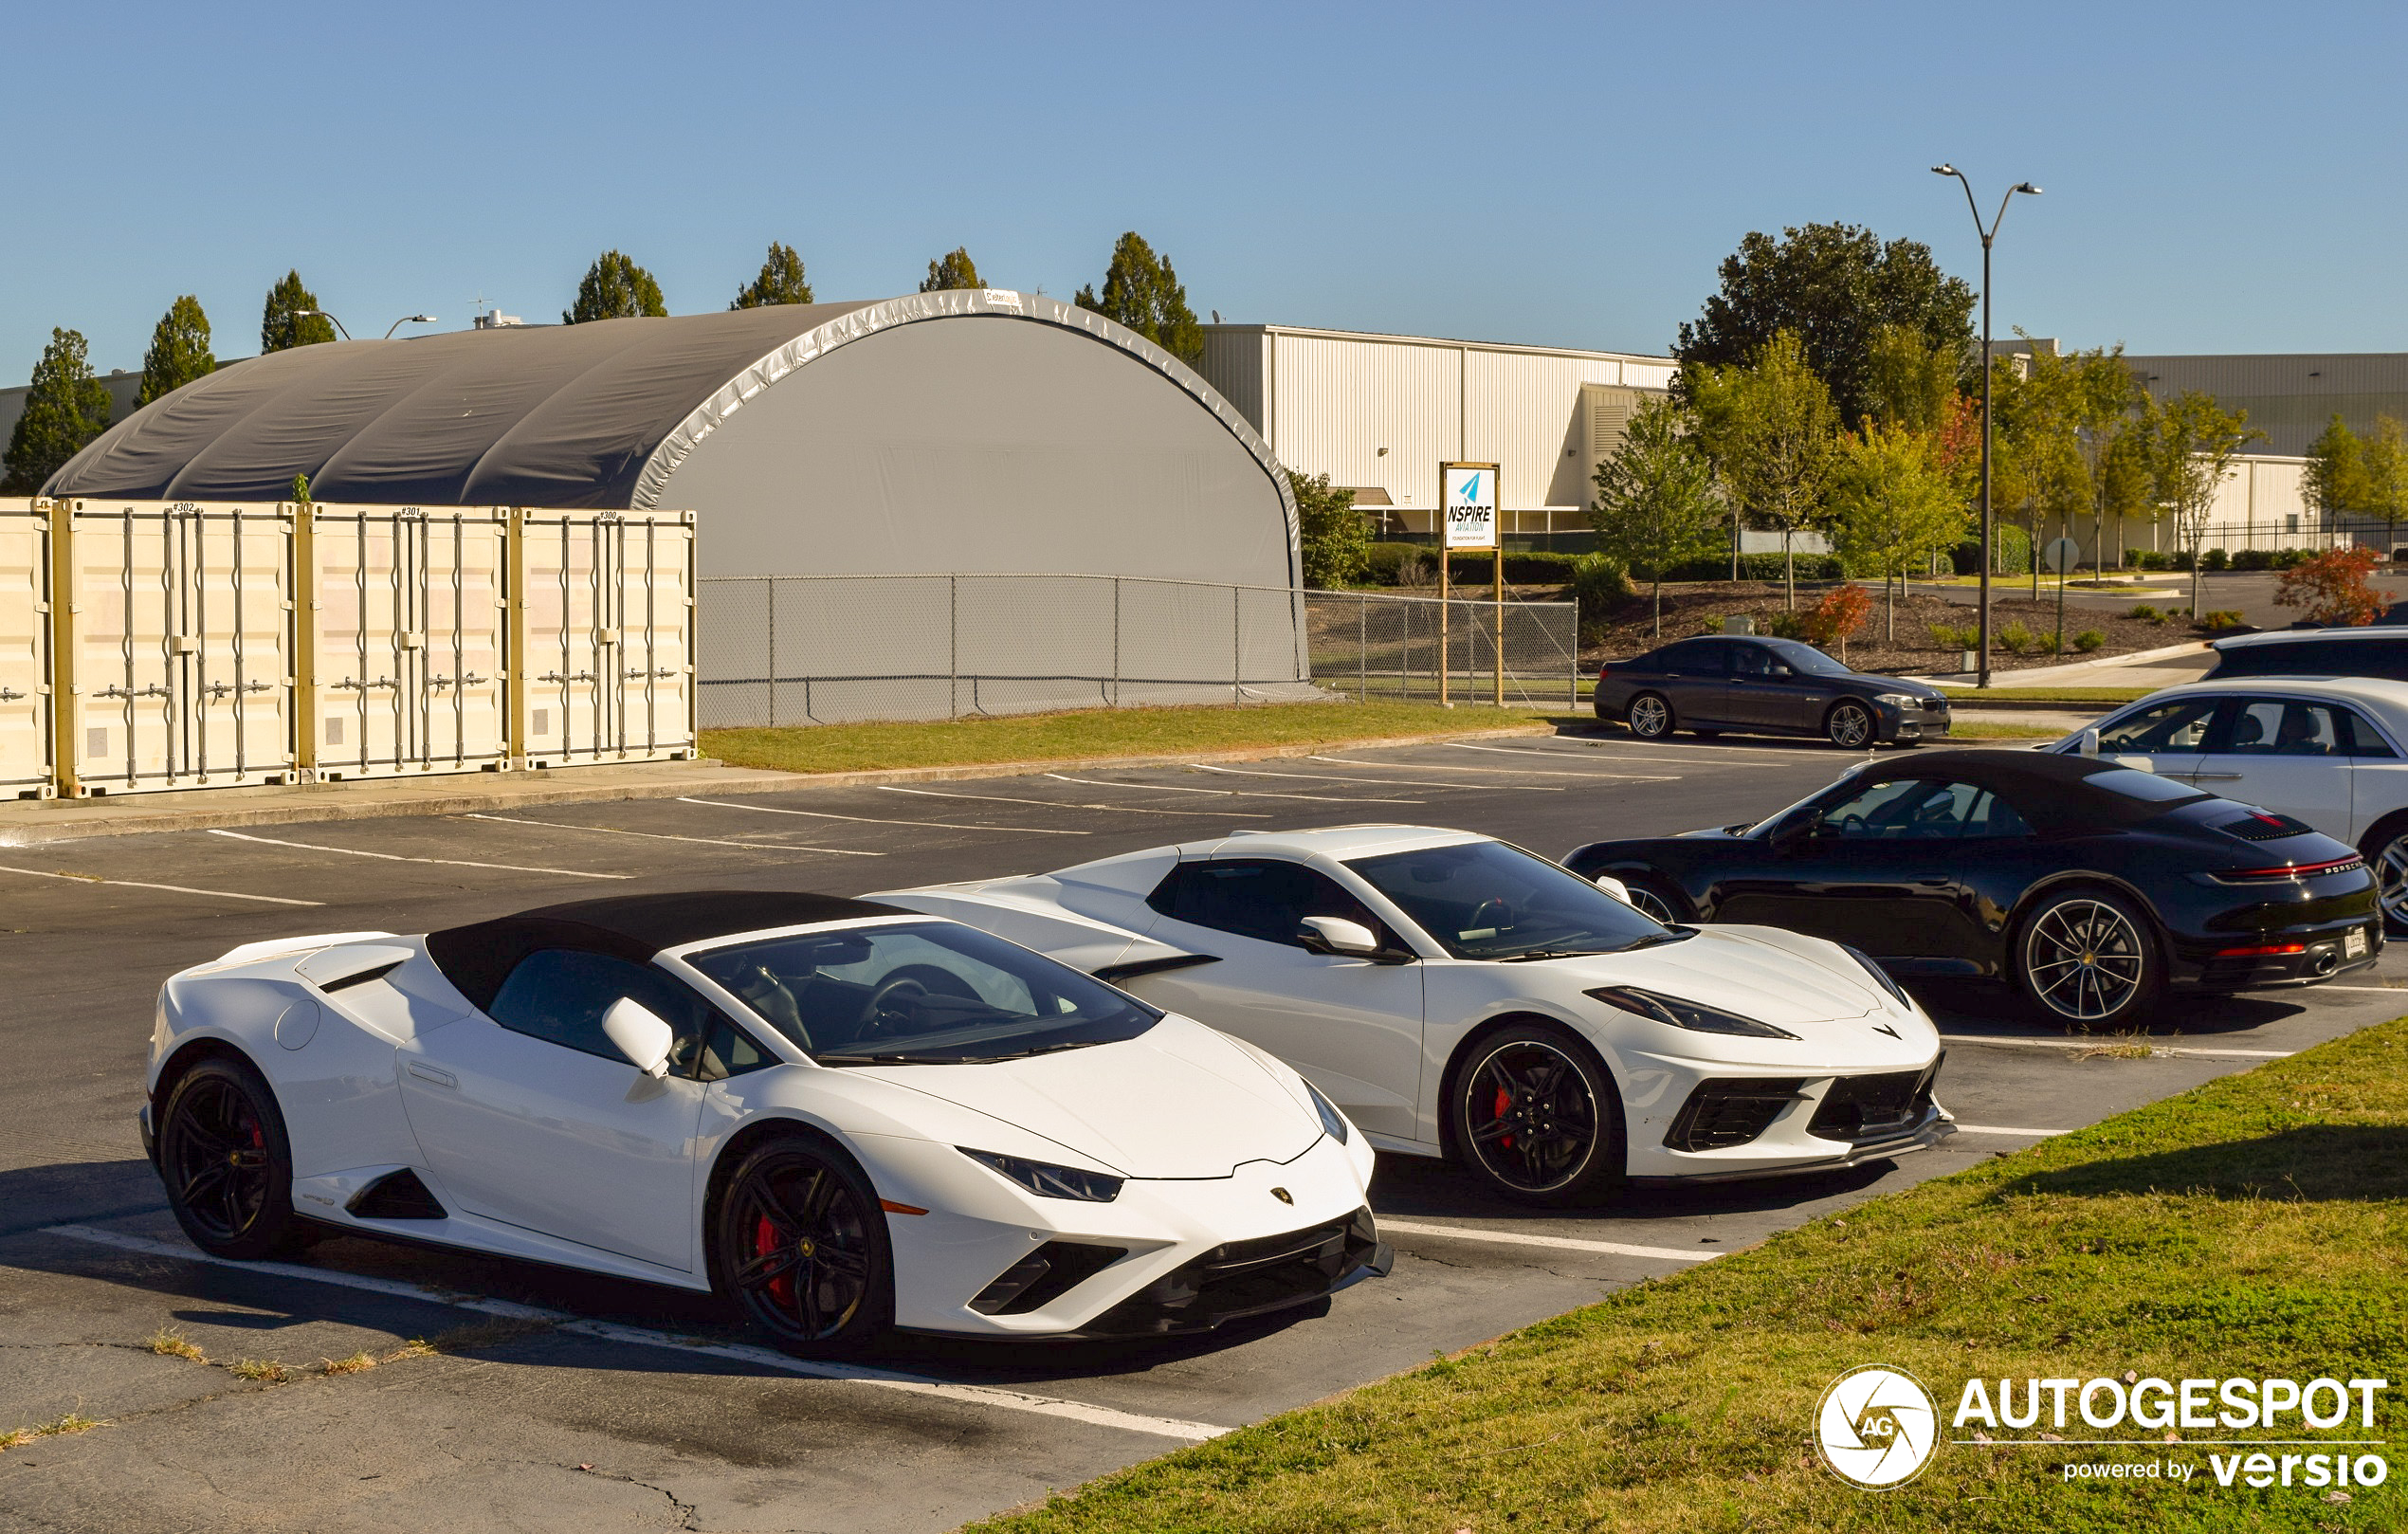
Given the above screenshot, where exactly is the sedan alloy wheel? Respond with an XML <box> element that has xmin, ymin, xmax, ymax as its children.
<box><xmin>1627</xmin><ymin>693</ymin><xmax>1673</xmax><ymax>740</ymax></box>
<box><xmin>1826</xmin><ymin>701</ymin><xmax>1874</xmax><ymax>749</ymax></box>
<box><xmin>2372</xmin><ymin>829</ymin><xmax>2408</xmax><ymax>933</ymax></box>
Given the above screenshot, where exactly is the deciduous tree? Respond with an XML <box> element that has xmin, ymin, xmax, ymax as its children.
<box><xmin>1675</xmin><ymin>224</ymin><xmax>1975</xmax><ymax>430</ymax></box>
<box><xmin>919</xmin><ymin>247</ymin><xmax>982</xmax><ymax>293</ymax></box>
<box><xmin>2156</xmin><ymin>391</ymin><xmax>2265</xmax><ymax>612</ymax></box>
<box><xmin>1687</xmin><ymin>330</ymin><xmax>1839</xmax><ymax>609</ymax></box>
<box><xmin>2</xmin><ymin>328</ymin><xmax>112</xmax><ymax>493</ymax></box>
<box><xmin>1861</xmin><ymin>323</ymin><xmax>1961</xmax><ymax>433</ymax></box>
<box><xmin>730</xmin><ymin>242</ymin><xmax>813</xmax><ymax>309</ymax></box>
<box><xmin>261</xmin><ymin>270</ymin><xmax>336</xmax><ymax>353</ymax></box>
<box><xmin>1074</xmin><ymin>232</ymin><xmax>1204</xmax><ymax>365</ymax></box>
<box><xmin>1588</xmin><ymin>395</ymin><xmax>1721</xmax><ymax>636</ymax></box>
<box><xmin>2276</xmin><ymin>545</ymin><xmax>2390</xmax><ymax>627</ymax></box>
<box><xmin>564</xmin><ymin>251</ymin><xmax>667</xmax><ymax>323</ymax></box>
<box><xmin>1290</xmin><ymin>471</ymin><xmax>1368</xmax><ymax>589</ymax></box>
<box><xmin>1826</xmin><ymin>420</ymin><xmax>1970</xmax><ymax>640</ymax></box>
<box><xmin>138</xmin><ymin>296</ymin><xmax>216</xmax><ymax>407</ymax></box>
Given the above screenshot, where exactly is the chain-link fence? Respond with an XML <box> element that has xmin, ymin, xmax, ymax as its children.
<box><xmin>698</xmin><ymin>574</ymin><xmax>1577</xmax><ymax>727</ymax></box>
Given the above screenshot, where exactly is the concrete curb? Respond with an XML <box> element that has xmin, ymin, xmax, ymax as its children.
<box><xmin>1919</xmin><ymin>637</ymin><xmax>2213</xmax><ymax>690</ymax></box>
<box><xmin>0</xmin><ymin>723</ymin><xmax>1555</xmax><ymax>847</ymax></box>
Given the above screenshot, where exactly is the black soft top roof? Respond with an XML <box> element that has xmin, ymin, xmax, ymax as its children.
<box><xmin>425</xmin><ymin>890</ymin><xmax>903</xmax><ymax>1012</ymax></box>
<box><xmin>1859</xmin><ymin>749</ymin><xmax>2211</xmax><ymax>831</ymax></box>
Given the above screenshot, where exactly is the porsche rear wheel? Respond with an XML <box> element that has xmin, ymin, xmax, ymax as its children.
<box><xmin>1627</xmin><ymin>693</ymin><xmax>1673</xmax><ymax>740</ymax></box>
<box><xmin>1450</xmin><ymin>1024</ymin><xmax>1625</xmax><ymax>1206</ymax></box>
<box><xmin>2014</xmin><ymin>887</ymin><xmax>2158</xmax><ymax>1029</ymax></box>
<box><xmin>714</xmin><ymin>1135</ymin><xmax>893</xmax><ymax>1357</ymax></box>
<box><xmin>158</xmin><ymin>1056</ymin><xmax>303</xmax><ymax>1260</ymax></box>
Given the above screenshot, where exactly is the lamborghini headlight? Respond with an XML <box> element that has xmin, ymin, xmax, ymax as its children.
<box><xmin>1301</xmin><ymin>1077</ymin><xmax>1350</xmax><ymax>1144</ymax></box>
<box><xmin>958</xmin><ymin>1148</ymin><xmax>1123</xmax><ymax>1202</ymax></box>
<box><xmin>1585</xmin><ymin>985</ymin><xmax>1800</xmax><ymax>1040</ymax></box>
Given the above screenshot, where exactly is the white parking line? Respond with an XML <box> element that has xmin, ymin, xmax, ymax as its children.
<box><xmin>677</xmin><ymin>797</ymin><xmax>1090</xmax><ymax>836</ymax></box>
<box><xmin>1043</xmin><ymin>772</ymin><xmax>1410</xmax><ymax>805</ymax></box>
<box><xmin>1322</xmin><ymin>752</ymin><xmax>1674</xmax><ymax>782</ymax></box>
<box><xmin>0</xmin><ymin>863</ymin><xmax>326</xmax><ymax>907</ymax></box>
<box><xmin>2310</xmin><ymin>985</ymin><xmax>2408</xmax><ymax>995</ymax></box>
<box><xmin>462</xmin><ymin>813</ymin><xmax>881</xmax><ymax>857</ymax></box>
<box><xmin>881</xmin><ymin>786</ymin><xmax>1269</xmax><ymax>819</ymax></box>
<box><xmin>1938</xmin><ymin>1032</ymin><xmax>2293</xmax><ymax>1060</ymax></box>
<box><xmin>45</xmin><ymin>1225</ymin><xmax>1228</xmax><ymax>1442</ymax></box>
<box><xmin>1512</xmin><ymin>739</ymin><xmax>1859</xmax><ymax>762</ymax></box>
<box><xmin>1189</xmin><ymin>763</ymin><xmax>1552</xmax><ymax>793</ymax></box>
<box><xmin>206</xmin><ymin>829</ymin><xmax>629</xmax><ymax>880</ymax></box>
<box><xmin>1949</xmin><ymin>1124</ymin><xmax>2071</xmax><ymax>1136</ymax></box>
<box><xmin>1377</xmin><ymin>1218</ymin><xmax>1715</xmax><ymax>1263</ymax></box>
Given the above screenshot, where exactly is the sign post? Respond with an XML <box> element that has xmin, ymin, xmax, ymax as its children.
<box><xmin>1439</xmin><ymin>463</ymin><xmax>1499</xmax><ymax>707</ymax></box>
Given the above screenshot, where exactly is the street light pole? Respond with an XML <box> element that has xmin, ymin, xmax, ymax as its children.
<box><xmin>1931</xmin><ymin>165</ymin><xmax>2040</xmax><ymax>689</ymax></box>
<box><xmin>383</xmin><ymin>314</ymin><xmax>437</xmax><ymax>339</ymax></box>
<box><xmin>291</xmin><ymin>307</ymin><xmax>353</xmax><ymax>341</ymax></box>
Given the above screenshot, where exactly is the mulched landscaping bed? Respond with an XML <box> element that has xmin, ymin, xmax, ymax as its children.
<box><xmin>1581</xmin><ymin>580</ymin><xmax>2224</xmax><ymax>676</ymax></box>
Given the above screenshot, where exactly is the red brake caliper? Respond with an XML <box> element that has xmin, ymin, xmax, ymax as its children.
<box><xmin>1492</xmin><ymin>1087</ymin><xmax>1515</xmax><ymax>1150</ymax></box>
<box><xmin>756</xmin><ymin>1214</ymin><xmax>794</xmax><ymax>1308</ymax></box>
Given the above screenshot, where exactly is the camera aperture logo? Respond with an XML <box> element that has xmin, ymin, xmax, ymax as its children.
<box><xmin>1817</xmin><ymin>1366</ymin><xmax>1940</xmax><ymax>1488</ymax></box>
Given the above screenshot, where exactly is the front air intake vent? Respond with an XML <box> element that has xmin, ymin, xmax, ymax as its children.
<box><xmin>969</xmin><ymin>1241</ymin><xmax>1128</xmax><ymax>1315</ymax></box>
<box><xmin>1665</xmin><ymin>1079</ymin><xmax>1806</xmax><ymax>1151</ymax></box>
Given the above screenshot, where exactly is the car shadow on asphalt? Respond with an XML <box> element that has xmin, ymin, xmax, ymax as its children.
<box><xmin>1910</xmin><ymin>979</ymin><xmax>2313</xmax><ymax>1038</ymax></box>
<box><xmin>1364</xmin><ymin>1152</ymin><xmax>1889</xmax><ymax>1222</ymax></box>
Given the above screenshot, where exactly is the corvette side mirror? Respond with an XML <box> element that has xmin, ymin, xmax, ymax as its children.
<box><xmin>1769</xmin><ymin>817</ymin><xmax>1813</xmax><ymax>854</ymax></box>
<box><xmin>1298</xmin><ymin>916</ymin><xmax>1381</xmax><ymax>957</ymax></box>
<box><xmin>1591</xmin><ymin>874</ymin><xmax>1633</xmax><ymax>904</ymax></box>
<box><xmin>601</xmin><ymin>997</ymin><xmax>674</xmax><ymax>1079</ymax></box>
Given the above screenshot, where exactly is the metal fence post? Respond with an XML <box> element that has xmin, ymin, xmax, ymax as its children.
<box><xmin>766</xmin><ymin>576</ymin><xmax>779</xmax><ymax>726</ymax></box>
<box><xmin>1359</xmin><ymin>594</ymin><xmax>1367</xmax><ymax>702</ymax></box>
<box><xmin>1111</xmin><ymin>577</ymin><xmax>1121</xmax><ymax>707</ymax></box>
<box><xmin>948</xmin><ymin>574</ymin><xmax>958</xmax><ymax>719</ymax></box>
<box><xmin>1231</xmin><ymin>583</ymin><xmax>1241</xmax><ymax>708</ymax></box>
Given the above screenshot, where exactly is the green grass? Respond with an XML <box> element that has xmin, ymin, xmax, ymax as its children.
<box><xmin>973</xmin><ymin>1020</ymin><xmax>2408</xmax><ymax>1534</ymax></box>
<box><xmin>702</xmin><ymin>702</ymin><xmax>1570</xmax><ymax>775</ymax></box>
<box><xmin>1943</xmin><ymin>720</ymin><xmax>2071</xmax><ymax>740</ymax></box>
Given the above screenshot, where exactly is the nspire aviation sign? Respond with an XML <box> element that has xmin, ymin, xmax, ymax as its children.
<box><xmin>1440</xmin><ymin>462</ymin><xmax>1498</xmax><ymax>550</ymax></box>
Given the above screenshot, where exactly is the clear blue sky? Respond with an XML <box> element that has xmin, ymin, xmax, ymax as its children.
<box><xmin>6</xmin><ymin>1</ymin><xmax>2402</xmax><ymax>384</ymax></box>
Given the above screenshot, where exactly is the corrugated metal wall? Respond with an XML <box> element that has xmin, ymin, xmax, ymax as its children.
<box><xmin>1197</xmin><ymin>326</ymin><xmax>1673</xmax><ymax>529</ymax></box>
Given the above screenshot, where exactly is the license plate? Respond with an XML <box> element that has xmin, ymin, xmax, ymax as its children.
<box><xmin>2346</xmin><ymin>927</ymin><xmax>2368</xmax><ymax>959</ymax></box>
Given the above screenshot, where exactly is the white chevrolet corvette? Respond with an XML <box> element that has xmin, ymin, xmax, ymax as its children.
<box><xmin>139</xmin><ymin>891</ymin><xmax>1387</xmax><ymax>1354</ymax></box>
<box><xmin>875</xmin><ymin>826</ymin><xmax>1949</xmax><ymax>1204</ymax></box>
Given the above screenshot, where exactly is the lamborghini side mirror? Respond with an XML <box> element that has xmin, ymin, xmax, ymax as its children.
<box><xmin>1298</xmin><ymin>916</ymin><xmax>1381</xmax><ymax>957</ymax></box>
<box><xmin>601</xmin><ymin>997</ymin><xmax>674</xmax><ymax>1079</ymax></box>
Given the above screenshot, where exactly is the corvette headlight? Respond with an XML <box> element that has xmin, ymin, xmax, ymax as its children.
<box><xmin>1839</xmin><ymin>943</ymin><xmax>1918</xmax><ymax>1011</ymax></box>
<box><xmin>958</xmin><ymin>1148</ymin><xmax>1123</xmax><ymax>1203</ymax></box>
<box><xmin>1301</xmin><ymin>1077</ymin><xmax>1349</xmax><ymax>1144</ymax></box>
<box><xmin>1585</xmin><ymin>985</ymin><xmax>1800</xmax><ymax>1040</ymax></box>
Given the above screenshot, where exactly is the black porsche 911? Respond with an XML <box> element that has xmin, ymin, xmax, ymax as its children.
<box><xmin>1562</xmin><ymin>750</ymin><xmax>2381</xmax><ymax>1028</ymax></box>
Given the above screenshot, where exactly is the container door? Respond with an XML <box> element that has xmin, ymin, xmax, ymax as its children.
<box><xmin>312</xmin><ymin>506</ymin><xmax>508</xmax><ymax>779</ymax></box>
<box><xmin>65</xmin><ymin>501</ymin><xmax>295</xmax><ymax>794</ymax></box>
<box><xmin>519</xmin><ymin>509</ymin><xmax>695</xmax><ymax>768</ymax></box>
<box><xmin>0</xmin><ymin>500</ymin><xmax>51</xmax><ymax>797</ymax></box>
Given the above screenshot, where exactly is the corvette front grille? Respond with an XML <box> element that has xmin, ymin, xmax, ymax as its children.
<box><xmin>1808</xmin><ymin>1058</ymin><xmax>1942</xmax><ymax>1142</ymax></box>
<box><xmin>1664</xmin><ymin>1078</ymin><xmax>1807</xmax><ymax>1151</ymax></box>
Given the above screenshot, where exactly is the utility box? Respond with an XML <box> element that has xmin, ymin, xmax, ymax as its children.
<box><xmin>0</xmin><ymin>500</ymin><xmax>53</xmax><ymax>797</ymax></box>
<box><xmin>54</xmin><ymin>499</ymin><xmax>298</xmax><ymax>795</ymax></box>
<box><xmin>514</xmin><ymin>509</ymin><xmax>696</xmax><ymax>768</ymax></box>
<box><xmin>302</xmin><ymin>504</ymin><xmax>510</xmax><ymax>780</ymax></box>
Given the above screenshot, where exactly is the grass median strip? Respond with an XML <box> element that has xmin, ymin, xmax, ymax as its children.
<box><xmin>702</xmin><ymin>702</ymin><xmax>1565</xmax><ymax>775</ymax></box>
<box><xmin>972</xmin><ymin>1018</ymin><xmax>2408</xmax><ymax>1533</ymax></box>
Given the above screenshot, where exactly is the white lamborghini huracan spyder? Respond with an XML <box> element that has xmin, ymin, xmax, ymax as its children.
<box><xmin>140</xmin><ymin>891</ymin><xmax>1387</xmax><ymax>1354</ymax></box>
<box><xmin>876</xmin><ymin>826</ymin><xmax>1950</xmax><ymax>1204</ymax></box>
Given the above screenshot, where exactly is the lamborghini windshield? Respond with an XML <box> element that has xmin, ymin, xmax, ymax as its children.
<box><xmin>687</xmin><ymin>921</ymin><xmax>1158</xmax><ymax>1066</ymax></box>
<box><xmin>1346</xmin><ymin>839</ymin><xmax>1675</xmax><ymax>960</ymax></box>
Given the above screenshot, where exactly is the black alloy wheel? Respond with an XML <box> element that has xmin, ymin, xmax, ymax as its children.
<box><xmin>158</xmin><ymin>1057</ymin><xmax>303</xmax><ymax>1259</ymax></box>
<box><xmin>2361</xmin><ymin>813</ymin><xmax>2408</xmax><ymax>935</ymax></box>
<box><xmin>1450</xmin><ymin>1024</ymin><xmax>1625</xmax><ymax>1205</ymax></box>
<box><xmin>1826</xmin><ymin>700</ymin><xmax>1875</xmax><ymax>749</ymax></box>
<box><xmin>1627</xmin><ymin>692</ymin><xmax>1674</xmax><ymax>740</ymax></box>
<box><xmin>715</xmin><ymin>1136</ymin><xmax>893</xmax><ymax>1355</ymax></box>
<box><xmin>2013</xmin><ymin>887</ymin><xmax>2158</xmax><ymax>1029</ymax></box>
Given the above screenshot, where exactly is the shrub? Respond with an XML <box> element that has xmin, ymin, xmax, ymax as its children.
<box><xmin>2232</xmin><ymin>548</ymin><xmax>2276</xmax><ymax>572</ymax></box>
<box><xmin>1765</xmin><ymin>610</ymin><xmax>1808</xmax><ymax>640</ymax></box>
<box><xmin>1659</xmin><ymin>552</ymin><xmax>1846</xmax><ymax>582</ymax></box>
<box><xmin>1802</xmin><ymin>583</ymin><xmax>1871</xmax><ymax>653</ymax></box>
<box><xmin>1360</xmin><ymin>542</ymin><xmax>1420</xmax><ymax>585</ymax></box>
<box><xmin>1998</xmin><ymin>620</ymin><xmax>2036</xmax><ymax>655</ymax></box>
<box><xmin>1570</xmin><ymin>555</ymin><xmax>1633</xmax><ymax>643</ymax></box>
<box><xmin>1395</xmin><ymin>553</ymin><xmax>1433</xmax><ymax>588</ymax></box>
<box><xmin>2200</xmin><ymin>609</ymin><xmax>2248</xmax><ymax>631</ymax></box>
<box><xmin>2203</xmin><ymin>547</ymin><xmax>2230</xmax><ymax>572</ymax></box>
<box><xmin>1949</xmin><ymin>523</ymin><xmax>2034</xmax><ymax>576</ymax></box>
<box><xmin>2133</xmin><ymin>550</ymin><xmax>2169</xmax><ymax>571</ymax></box>
<box><xmin>1928</xmin><ymin>622</ymin><xmax>1977</xmax><ymax>651</ymax></box>
<box><xmin>2276</xmin><ymin>546</ymin><xmax>2388</xmax><ymax>626</ymax></box>
<box><xmin>2128</xmin><ymin>603</ymin><xmax>2162</xmax><ymax>622</ymax></box>
<box><xmin>2074</xmin><ymin>629</ymin><xmax>2106</xmax><ymax>652</ymax></box>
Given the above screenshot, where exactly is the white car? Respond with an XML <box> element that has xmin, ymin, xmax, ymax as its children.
<box><xmin>140</xmin><ymin>891</ymin><xmax>1387</xmax><ymax>1354</ymax></box>
<box><xmin>2057</xmin><ymin>677</ymin><xmax>2408</xmax><ymax>928</ymax></box>
<box><xmin>873</xmin><ymin>827</ymin><xmax>1949</xmax><ymax>1205</ymax></box>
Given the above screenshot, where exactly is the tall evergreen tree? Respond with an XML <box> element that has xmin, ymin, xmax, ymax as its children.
<box><xmin>919</xmin><ymin>247</ymin><xmax>982</xmax><ymax>293</ymax></box>
<box><xmin>2</xmin><ymin>328</ymin><xmax>113</xmax><ymax>493</ymax></box>
<box><xmin>563</xmin><ymin>251</ymin><xmax>667</xmax><ymax>323</ymax></box>
<box><xmin>261</xmin><ymin>270</ymin><xmax>337</xmax><ymax>353</ymax></box>
<box><xmin>138</xmin><ymin>296</ymin><xmax>216</xmax><ymax>407</ymax></box>
<box><xmin>730</xmin><ymin>242</ymin><xmax>813</xmax><ymax>309</ymax></box>
<box><xmin>1074</xmin><ymin>231</ymin><xmax>1205</xmax><ymax>365</ymax></box>
<box><xmin>1676</xmin><ymin>224</ymin><xmax>1975</xmax><ymax>431</ymax></box>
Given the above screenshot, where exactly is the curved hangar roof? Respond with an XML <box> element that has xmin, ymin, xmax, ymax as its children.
<box><xmin>46</xmin><ymin>291</ymin><xmax>1299</xmax><ymax>582</ymax></box>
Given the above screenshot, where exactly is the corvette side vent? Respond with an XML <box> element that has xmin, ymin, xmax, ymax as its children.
<box><xmin>969</xmin><ymin>1241</ymin><xmax>1128</xmax><ymax>1315</ymax></box>
<box><xmin>1664</xmin><ymin>1079</ymin><xmax>1806</xmax><ymax>1151</ymax></box>
<box><xmin>345</xmin><ymin>1168</ymin><xmax>447</xmax><ymax>1220</ymax></box>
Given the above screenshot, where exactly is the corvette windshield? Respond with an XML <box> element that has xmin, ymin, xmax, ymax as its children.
<box><xmin>1346</xmin><ymin>840</ymin><xmax>1672</xmax><ymax>960</ymax></box>
<box><xmin>687</xmin><ymin>921</ymin><xmax>1158</xmax><ymax>1066</ymax></box>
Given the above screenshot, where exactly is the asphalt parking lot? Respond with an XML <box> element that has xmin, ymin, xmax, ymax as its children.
<box><xmin>5</xmin><ymin>730</ymin><xmax>2402</xmax><ymax>1532</ymax></box>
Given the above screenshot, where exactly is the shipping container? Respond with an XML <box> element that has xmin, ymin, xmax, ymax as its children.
<box><xmin>302</xmin><ymin>504</ymin><xmax>509</xmax><ymax>780</ymax></box>
<box><xmin>55</xmin><ymin>499</ymin><xmax>297</xmax><ymax>794</ymax></box>
<box><xmin>514</xmin><ymin>509</ymin><xmax>696</xmax><ymax>767</ymax></box>
<box><xmin>0</xmin><ymin>500</ymin><xmax>53</xmax><ymax>796</ymax></box>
